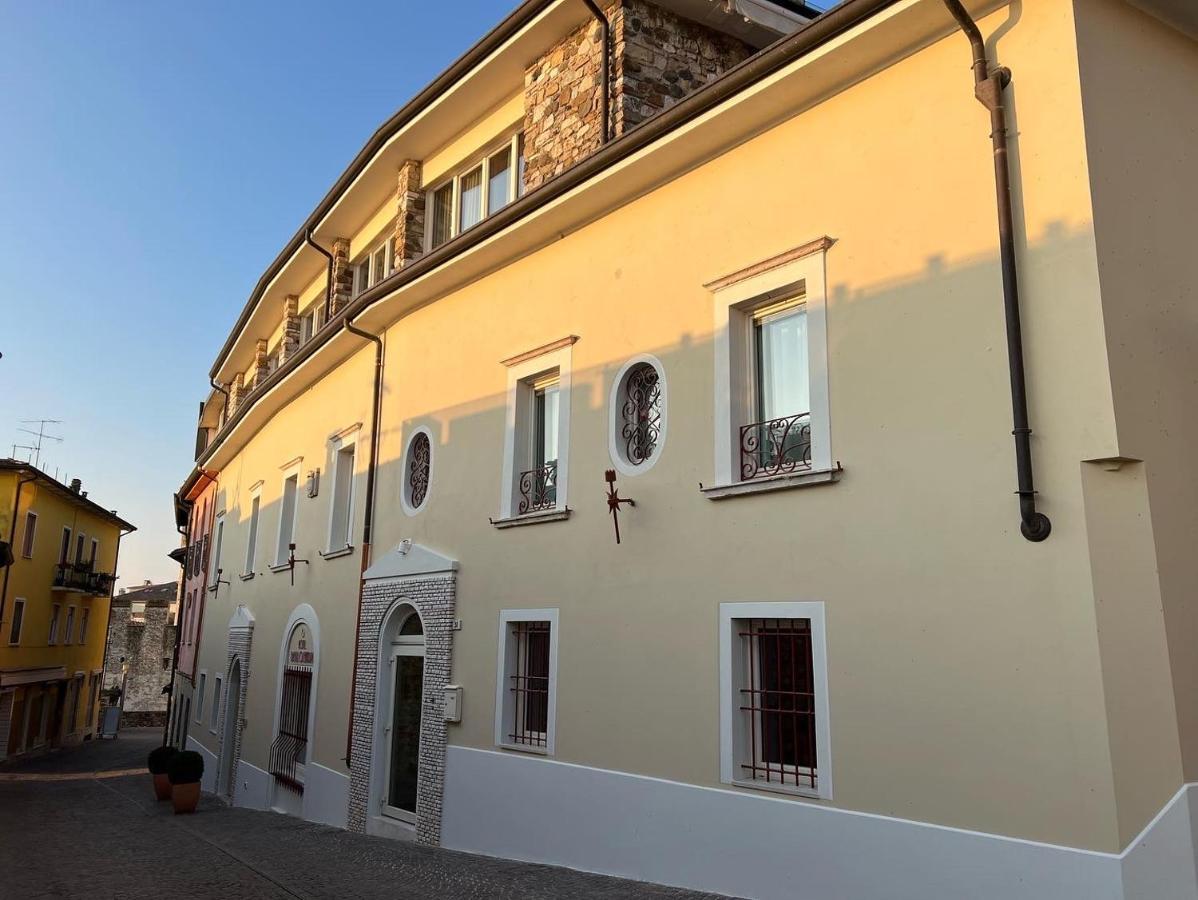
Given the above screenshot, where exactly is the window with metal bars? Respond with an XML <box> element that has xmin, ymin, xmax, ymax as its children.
<box><xmin>506</xmin><ymin>620</ymin><xmax>551</xmax><ymax>748</ymax></box>
<box><xmin>737</xmin><ymin>617</ymin><xmax>817</xmax><ymax>791</ymax></box>
<box><xmin>268</xmin><ymin>667</ymin><xmax>312</xmax><ymax>791</ymax></box>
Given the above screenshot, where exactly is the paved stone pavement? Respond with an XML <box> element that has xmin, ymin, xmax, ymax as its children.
<box><xmin>0</xmin><ymin>729</ymin><xmax>735</xmax><ymax>900</ymax></box>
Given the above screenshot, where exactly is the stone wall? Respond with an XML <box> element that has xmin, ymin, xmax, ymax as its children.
<box><xmin>330</xmin><ymin>239</ymin><xmax>353</xmax><ymax>314</ymax></box>
<box><xmin>103</xmin><ymin>583</ymin><xmax>177</xmax><ymax>726</ymax></box>
<box><xmin>348</xmin><ymin>574</ymin><xmax>456</xmax><ymax>845</ymax></box>
<box><xmin>393</xmin><ymin>160</ymin><xmax>426</xmax><ymax>267</ymax></box>
<box><xmin>522</xmin><ymin>0</ymin><xmax>752</xmax><ymax>191</ymax></box>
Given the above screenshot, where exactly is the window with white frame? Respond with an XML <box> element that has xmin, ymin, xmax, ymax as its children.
<box><xmin>720</xmin><ymin>602</ymin><xmax>831</xmax><ymax>799</ymax></box>
<box><xmin>78</xmin><ymin>607</ymin><xmax>89</xmax><ymax>644</ymax></box>
<box><xmin>130</xmin><ymin>600</ymin><xmax>146</xmax><ymax>624</ymax></box>
<box><xmin>497</xmin><ymin>339</ymin><xmax>574</xmax><ymax>522</ymax></box>
<box><xmin>275</xmin><ymin>464</ymin><xmax>300</xmax><ymax>565</ymax></box>
<box><xmin>64</xmin><ymin>606</ymin><xmax>75</xmax><ymax>645</ymax></box>
<box><xmin>58</xmin><ymin>527</ymin><xmax>71</xmax><ymax>564</ymax></box>
<box><xmin>706</xmin><ymin>240</ymin><xmax>833</xmax><ymax>491</ymax></box>
<box><xmin>353</xmin><ymin>237</ymin><xmax>394</xmax><ymax>298</ymax></box>
<box><xmin>211</xmin><ymin>674</ymin><xmax>222</xmax><ymax>732</ymax></box>
<box><xmin>609</xmin><ymin>356</ymin><xmax>667</xmax><ymax>474</ymax></box>
<box><xmin>8</xmin><ymin>598</ymin><xmax>25</xmax><ymax>645</ymax></box>
<box><xmin>90</xmin><ymin>538</ymin><xmax>98</xmax><ymax>567</ymax></box>
<box><xmin>401</xmin><ymin>427</ymin><xmax>433</xmax><ymax>515</ymax></box>
<box><xmin>196</xmin><ymin>673</ymin><xmax>206</xmax><ymax>723</ymax></box>
<box><xmin>20</xmin><ymin>511</ymin><xmax>36</xmax><ymax>558</ymax></box>
<box><xmin>326</xmin><ymin>432</ymin><xmax>357</xmax><ymax>552</ymax></box>
<box><xmin>427</xmin><ymin>132</ymin><xmax>525</xmax><ymax>252</ymax></box>
<box><xmin>74</xmin><ymin>532</ymin><xmax>86</xmax><ymax>566</ymax></box>
<box><xmin>244</xmin><ymin>491</ymin><xmax>261</xmax><ymax>575</ymax></box>
<box><xmin>298</xmin><ymin>304</ymin><xmax>323</xmax><ymax>345</ymax></box>
<box><xmin>209</xmin><ymin>513</ymin><xmax>225</xmax><ymax>585</ymax></box>
<box><xmin>494</xmin><ymin>609</ymin><xmax>558</xmax><ymax>754</ymax></box>
<box><xmin>48</xmin><ymin>604</ymin><xmax>61</xmax><ymax>645</ymax></box>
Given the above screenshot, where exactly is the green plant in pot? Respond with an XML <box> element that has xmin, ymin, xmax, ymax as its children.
<box><xmin>147</xmin><ymin>746</ymin><xmax>178</xmax><ymax>801</ymax></box>
<box><xmin>167</xmin><ymin>749</ymin><xmax>204</xmax><ymax>814</ymax></box>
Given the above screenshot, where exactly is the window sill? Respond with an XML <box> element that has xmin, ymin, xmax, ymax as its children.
<box><xmin>239</xmin><ymin>572</ymin><xmax>255</xmax><ymax>582</ymax></box>
<box><xmin>490</xmin><ymin>508</ymin><xmax>571</xmax><ymax>529</ymax></box>
<box><xmin>728</xmin><ymin>777</ymin><xmax>824</xmax><ymax>801</ymax></box>
<box><xmin>495</xmin><ymin>742</ymin><xmax>550</xmax><ymax>756</ymax></box>
<box><xmin>700</xmin><ymin>465</ymin><xmax>841</xmax><ymax>500</ymax></box>
<box><xmin>320</xmin><ymin>545</ymin><xmax>355</xmax><ymax>560</ymax></box>
<box><xmin>269</xmin><ymin>563</ymin><xmax>292</xmax><ymax>574</ymax></box>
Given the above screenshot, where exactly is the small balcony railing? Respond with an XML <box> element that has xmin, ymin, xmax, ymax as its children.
<box><xmin>740</xmin><ymin>413</ymin><xmax>812</xmax><ymax>481</ymax></box>
<box><xmin>53</xmin><ymin>563</ymin><xmax>115</xmax><ymax>596</ymax></box>
<box><xmin>518</xmin><ymin>462</ymin><xmax>558</xmax><ymax>514</ymax></box>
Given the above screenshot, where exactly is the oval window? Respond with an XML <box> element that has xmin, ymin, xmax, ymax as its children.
<box><xmin>402</xmin><ymin>430</ymin><xmax>432</xmax><ymax>514</ymax></box>
<box><xmin>610</xmin><ymin>358</ymin><xmax>665</xmax><ymax>473</ymax></box>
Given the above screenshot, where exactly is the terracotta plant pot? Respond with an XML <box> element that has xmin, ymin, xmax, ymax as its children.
<box><xmin>153</xmin><ymin>773</ymin><xmax>172</xmax><ymax>801</ymax></box>
<box><xmin>171</xmin><ymin>781</ymin><xmax>201</xmax><ymax>814</ymax></box>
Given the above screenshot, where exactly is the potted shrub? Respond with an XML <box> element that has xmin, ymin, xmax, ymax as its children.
<box><xmin>168</xmin><ymin>750</ymin><xmax>204</xmax><ymax>814</ymax></box>
<box><xmin>147</xmin><ymin>746</ymin><xmax>177</xmax><ymax>801</ymax></box>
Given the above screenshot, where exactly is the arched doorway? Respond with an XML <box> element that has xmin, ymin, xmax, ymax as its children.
<box><xmin>381</xmin><ymin>607</ymin><xmax>424</xmax><ymax>823</ymax></box>
<box><xmin>220</xmin><ymin>657</ymin><xmax>242</xmax><ymax>799</ymax></box>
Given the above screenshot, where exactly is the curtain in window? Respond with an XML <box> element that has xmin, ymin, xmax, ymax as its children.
<box><xmin>431</xmin><ymin>184</ymin><xmax>453</xmax><ymax>248</ymax></box>
<box><xmin>458</xmin><ymin>167</ymin><xmax>483</xmax><ymax>232</ymax></box>
<box><xmin>756</xmin><ymin>306</ymin><xmax>809</xmax><ymax>421</ymax></box>
<box><xmin>488</xmin><ymin>148</ymin><xmax>511</xmax><ymax>215</ymax></box>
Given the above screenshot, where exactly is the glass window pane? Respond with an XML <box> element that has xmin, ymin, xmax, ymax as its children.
<box><xmin>534</xmin><ymin>385</ymin><xmax>559</xmax><ymax>468</ymax></box>
<box><xmin>488</xmin><ymin>148</ymin><xmax>511</xmax><ymax>215</ymax></box>
<box><xmin>517</xmin><ymin>134</ymin><xmax>526</xmax><ymax>197</ymax></box>
<box><xmin>373</xmin><ymin>246</ymin><xmax>386</xmax><ymax>284</ymax></box>
<box><xmin>755</xmin><ymin>306</ymin><xmax>809</xmax><ymax>422</ymax></box>
<box><xmin>431</xmin><ymin>184</ymin><xmax>453</xmax><ymax>248</ymax></box>
<box><xmin>458</xmin><ymin>166</ymin><xmax>483</xmax><ymax>232</ymax></box>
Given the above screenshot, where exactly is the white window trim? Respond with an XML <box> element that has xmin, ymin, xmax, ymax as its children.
<box><xmin>607</xmin><ymin>353</ymin><xmax>668</xmax><ymax>476</ymax></box>
<box><xmin>208</xmin><ymin>512</ymin><xmax>226</xmax><ymax>588</ymax></box>
<box><xmin>426</xmin><ymin>131</ymin><xmax>523</xmax><ymax>252</ymax></box>
<box><xmin>324</xmin><ymin>426</ymin><xmax>361</xmax><ymax>554</ymax></box>
<box><xmin>273</xmin><ymin>458</ymin><xmax>303</xmax><ymax>567</ymax></box>
<box><xmin>48</xmin><ymin>603</ymin><xmax>61</xmax><ymax>645</ymax></box>
<box><xmin>8</xmin><ymin>598</ymin><xmax>25</xmax><ymax>645</ymax></box>
<box><xmin>210</xmin><ymin>673</ymin><xmax>223</xmax><ymax>733</ymax></box>
<box><xmin>243</xmin><ymin>484</ymin><xmax>262</xmax><ymax>577</ymax></box>
<box><xmin>719</xmin><ymin>601</ymin><xmax>832</xmax><ymax>801</ymax></box>
<box><xmin>58</xmin><ymin>526</ymin><xmax>71</xmax><ymax>565</ymax></box>
<box><xmin>90</xmin><ymin>538</ymin><xmax>99</xmax><ymax>566</ymax></box>
<box><xmin>78</xmin><ymin>607</ymin><xmax>89</xmax><ymax>644</ymax></box>
<box><xmin>400</xmin><ymin>425</ymin><xmax>435</xmax><ymax>516</ymax></box>
<box><xmin>20</xmin><ymin>511</ymin><xmax>37</xmax><ymax>558</ymax></box>
<box><xmin>496</xmin><ymin>339</ymin><xmax>574</xmax><ymax>522</ymax></box>
<box><xmin>196</xmin><ymin>670</ymin><xmax>208</xmax><ymax>723</ymax></box>
<box><xmin>706</xmin><ymin>239</ymin><xmax>834</xmax><ymax>493</ymax></box>
<box><xmin>353</xmin><ymin>235</ymin><xmax>396</xmax><ymax>298</ymax></box>
<box><xmin>494</xmin><ymin>608</ymin><xmax>559</xmax><ymax>756</ymax></box>
<box><xmin>64</xmin><ymin>606</ymin><xmax>76</xmax><ymax>645</ymax></box>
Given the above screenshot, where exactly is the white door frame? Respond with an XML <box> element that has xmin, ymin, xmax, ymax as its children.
<box><xmin>221</xmin><ymin>658</ymin><xmax>242</xmax><ymax>799</ymax></box>
<box><xmin>380</xmin><ymin>617</ymin><xmax>425</xmax><ymax>824</ymax></box>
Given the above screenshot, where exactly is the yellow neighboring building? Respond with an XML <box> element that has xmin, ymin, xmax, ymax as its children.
<box><xmin>0</xmin><ymin>461</ymin><xmax>134</xmax><ymax>761</ymax></box>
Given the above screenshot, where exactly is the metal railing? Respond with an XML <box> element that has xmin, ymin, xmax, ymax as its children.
<box><xmin>739</xmin><ymin>413</ymin><xmax>812</xmax><ymax>481</ymax></box>
<box><xmin>268</xmin><ymin>668</ymin><xmax>312</xmax><ymax>791</ymax></box>
<box><xmin>53</xmin><ymin>563</ymin><xmax>115</xmax><ymax>596</ymax></box>
<box><xmin>517</xmin><ymin>462</ymin><xmax>557</xmax><ymax>514</ymax></box>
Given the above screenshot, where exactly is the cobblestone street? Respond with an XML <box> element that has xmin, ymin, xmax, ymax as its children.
<box><xmin>0</xmin><ymin>729</ymin><xmax>730</xmax><ymax>900</ymax></box>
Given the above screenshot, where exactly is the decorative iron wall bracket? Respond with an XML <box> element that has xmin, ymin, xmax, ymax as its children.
<box><xmin>605</xmin><ymin>470</ymin><xmax>635</xmax><ymax>545</ymax></box>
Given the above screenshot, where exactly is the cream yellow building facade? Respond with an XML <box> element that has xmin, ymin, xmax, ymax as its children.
<box><xmin>0</xmin><ymin>463</ymin><xmax>134</xmax><ymax>760</ymax></box>
<box><xmin>176</xmin><ymin>0</ymin><xmax>1198</xmax><ymax>896</ymax></box>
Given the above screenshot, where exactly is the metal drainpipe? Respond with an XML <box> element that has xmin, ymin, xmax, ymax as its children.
<box><xmin>581</xmin><ymin>0</ymin><xmax>612</xmax><ymax>143</ymax></box>
<box><xmin>0</xmin><ymin>472</ymin><xmax>37</xmax><ymax>632</ymax></box>
<box><xmin>341</xmin><ymin>317</ymin><xmax>384</xmax><ymax>767</ymax></box>
<box><xmin>941</xmin><ymin>0</ymin><xmax>1051</xmax><ymax>542</ymax></box>
<box><xmin>305</xmin><ymin>229</ymin><xmax>336</xmax><ymax>324</ymax></box>
<box><xmin>98</xmin><ymin>526</ymin><xmax>132</xmax><ymax>729</ymax></box>
<box><xmin>209</xmin><ymin>379</ymin><xmax>229</xmax><ymax>431</ymax></box>
<box><xmin>162</xmin><ymin>509</ymin><xmax>191</xmax><ymax>747</ymax></box>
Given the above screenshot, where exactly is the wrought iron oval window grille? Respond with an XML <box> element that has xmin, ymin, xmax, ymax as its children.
<box><xmin>404</xmin><ymin>431</ymin><xmax>431</xmax><ymax>512</ymax></box>
<box><xmin>617</xmin><ymin>362</ymin><xmax>663</xmax><ymax>469</ymax></box>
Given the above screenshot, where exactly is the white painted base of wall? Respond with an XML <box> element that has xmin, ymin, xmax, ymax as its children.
<box><xmin>441</xmin><ymin>747</ymin><xmax>1198</xmax><ymax>900</ymax></box>
<box><xmin>235</xmin><ymin>759</ymin><xmax>272</xmax><ymax>811</ymax></box>
<box><xmin>187</xmin><ymin>737</ymin><xmax>219</xmax><ymax>794</ymax></box>
<box><xmin>302</xmin><ymin>762</ymin><xmax>350</xmax><ymax>828</ymax></box>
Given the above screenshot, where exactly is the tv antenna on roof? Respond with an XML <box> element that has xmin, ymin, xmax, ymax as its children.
<box><xmin>17</xmin><ymin>419</ymin><xmax>63</xmax><ymax>468</ymax></box>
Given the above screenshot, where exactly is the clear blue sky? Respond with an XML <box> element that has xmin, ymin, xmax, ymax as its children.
<box><xmin>0</xmin><ymin>0</ymin><xmax>512</xmax><ymax>585</ymax></box>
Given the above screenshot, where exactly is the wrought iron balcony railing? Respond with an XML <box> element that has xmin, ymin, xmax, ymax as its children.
<box><xmin>53</xmin><ymin>563</ymin><xmax>115</xmax><ymax>596</ymax></box>
<box><xmin>740</xmin><ymin>412</ymin><xmax>812</xmax><ymax>481</ymax></box>
<box><xmin>518</xmin><ymin>462</ymin><xmax>558</xmax><ymax>514</ymax></box>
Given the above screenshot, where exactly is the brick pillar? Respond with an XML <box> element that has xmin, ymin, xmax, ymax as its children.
<box><xmin>330</xmin><ymin>238</ymin><xmax>353</xmax><ymax>315</ymax></box>
<box><xmin>394</xmin><ymin>161</ymin><xmax>425</xmax><ymax>268</ymax></box>
<box><xmin>229</xmin><ymin>373</ymin><xmax>245</xmax><ymax>412</ymax></box>
<box><xmin>251</xmin><ymin>339</ymin><xmax>269</xmax><ymax>389</ymax></box>
<box><xmin>281</xmin><ymin>295</ymin><xmax>301</xmax><ymax>363</ymax></box>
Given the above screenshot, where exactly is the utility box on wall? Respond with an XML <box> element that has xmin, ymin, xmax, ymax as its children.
<box><xmin>444</xmin><ymin>684</ymin><xmax>462</xmax><ymax>723</ymax></box>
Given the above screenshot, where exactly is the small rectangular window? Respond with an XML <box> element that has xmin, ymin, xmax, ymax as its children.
<box><xmin>8</xmin><ymin>599</ymin><xmax>24</xmax><ymax>645</ymax></box>
<box><xmin>209</xmin><ymin>514</ymin><xmax>225</xmax><ymax>583</ymax></box>
<box><xmin>78</xmin><ymin>608</ymin><xmax>89</xmax><ymax>644</ymax></box>
<box><xmin>458</xmin><ymin>165</ymin><xmax>483</xmax><ymax>233</ymax></box>
<box><xmin>430</xmin><ymin>182</ymin><xmax>453</xmax><ymax>249</ymax></box>
<box><xmin>328</xmin><ymin>440</ymin><xmax>356</xmax><ymax>551</ymax></box>
<box><xmin>48</xmin><ymin>604</ymin><xmax>61</xmax><ymax>645</ymax></box>
<box><xmin>276</xmin><ymin>471</ymin><xmax>299</xmax><ymax>565</ymax></box>
<box><xmin>495</xmin><ymin>609</ymin><xmax>558</xmax><ymax>754</ymax></box>
<box><xmin>488</xmin><ymin>146</ymin><xmax>512</xmax><ymax>215</ymax></box>
<box><xmin>20</xmin><ymin>512</ymin><xmax>36</xmax><ymax>558</ymax></box>
<box><xmin>74</xmin><ymin>533</ymin><xmax>86</xmax><ymax>566</ymax></box>
<box><xmin>64</xmin><ymin>607</ymin><xmax>76</xmax><ymax>645</ymax></box>
<box><xmin>211</xmin><ymin>674</ymin><xmax>222</xmax><ymax>731</ymax></box>
<box><xmin>244</xmin><ymin>494</ymin><xmax>260</xmax><ymax>574</ymax></box>
<box><xmin>196</xmin><ymin>673</ymin><xmax>207</xmax><ymax>723</ymax></box>
<box><xmin>130</xmin><ymin>601</ymin><xmax>146</xmax><ymax>624</ymax></box>
<box><xmin>59</xmin><ymin>528</ymin><xmax>72</xmax><ymax>565</ymax></box>
<box><xmin>90</xmin><ymin>538</ymin><xmax>99</xmax><ymax>567</ymax></box>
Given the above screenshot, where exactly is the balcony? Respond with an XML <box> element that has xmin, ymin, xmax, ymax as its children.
<box><xmin>517</xmin><ymin>462</ymin><xmax>557</xmax><ymax>515</ymax></box>
<box><xmin>53</xmin><ymin>562</ymin><xmax>115</xmax><ymax>597</ymax></box>
<box><xmin>739</xmin><ymin>413</ymin><xmax>812</xmax><ymax>482</ymax></box>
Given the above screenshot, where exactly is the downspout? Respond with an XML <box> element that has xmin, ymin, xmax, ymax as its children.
<box><xmin>305</xmin><ymin>229</ymin><xmax>336</xmax><ymax>324</ymax></box>
<box><xmin>162</xmin><ymin>504</ymin><xmax>191</xmax><ymax>747</ymax></box>
<box><xmin>0</xmin><ymin>472</ymin><xmax>37</xmax><ymax>633</ymax></box>
<box><xmin>99</xmin><ymin>526</ymin><xmax>133</xmax><ymax>727</ymax></box>
<box><xmin>581</xmin><ymin>0</ymin><xmax>612</xmax><ymax>143</ymax></box>
<box><xmin>209</xmin><ymin>379</ymin><xmax>229</xmax><ymax>430</ymax></box>
<box><xmin>341</xmin><ymin>317</ymin><xmax>384</xmax><ymax>767</ymax></box>
<box><xmin>942</xmin><ymin>0</ymin><xmax>1051</xmax><ymax>542</ymax></box>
